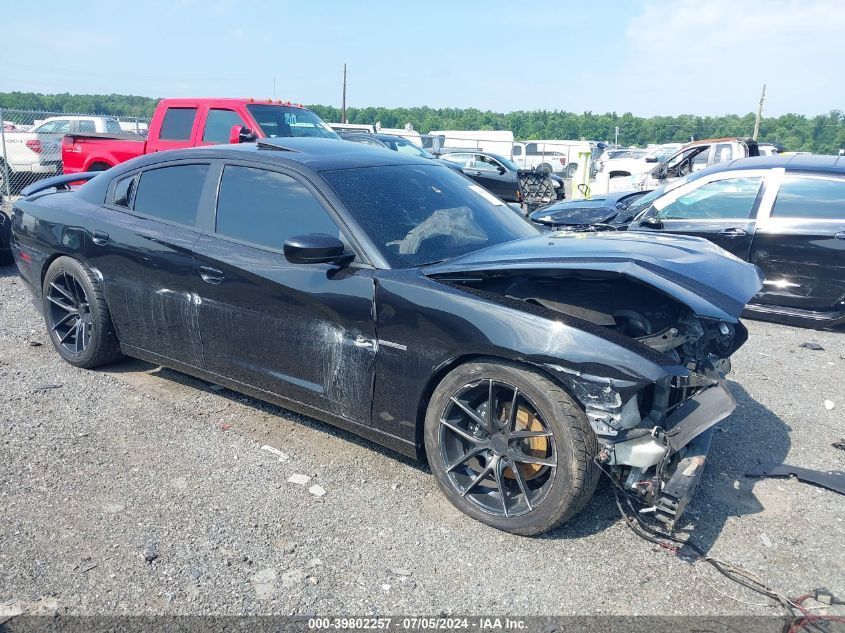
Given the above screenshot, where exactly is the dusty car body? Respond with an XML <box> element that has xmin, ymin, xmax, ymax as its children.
<box><xmin>10</xmin><ymin>139</ymin><xmax>762</xmax><ymax>534</ymax></box>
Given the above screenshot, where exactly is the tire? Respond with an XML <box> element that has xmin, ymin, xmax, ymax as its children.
<box><xmin>42</xmin><ymin>257</ymin><xmax>122</xmax><ymax>368</ymax></box>
<box><xmin>564</xmin><ymin>163</ymin><xmax>578</xmax><ymax>178</ymax></box>
<box><xmin>424</xmin><ymin>361</ymin><xmax>599</xmax><ymax>536</ymax></box>
<box><xmin>536</xmin><ymin>163</ymin><xmax>552</xmax><ymax>174</ymax></box>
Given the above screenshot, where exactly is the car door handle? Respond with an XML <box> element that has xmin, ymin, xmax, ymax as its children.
<box><xmin>835</xmin><ymin>231</ymin><xmax>845</xmax><ymax>240</ymax></box>
<box><xmin>198</xmin><ymin>266</ymin><xmax>224</xmax><ymax>284</ymax></box>
<box><xmin>717</xmin><ymin>228</ymin><xmax>748</xmax><ymax>238</ymax></box>
<box><xmin>91</xmin><ymin>230</ymin><xmax>109</xmax><ymax>245</ymax></box>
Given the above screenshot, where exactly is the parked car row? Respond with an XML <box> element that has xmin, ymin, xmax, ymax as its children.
<box><xmin>531</xmin><ymin>155</ymin><xmax>845</xmax><ymax>328</ymax></box>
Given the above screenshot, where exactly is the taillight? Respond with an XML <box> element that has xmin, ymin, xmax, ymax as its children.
<box><xmin>62</xmin><ymin>136</ymin><xmax>81</xmax><ymax>153</ymax></box>
<box><xmin>26</xmin><ymin>139</ymin><xmax>42</xmax><ymax>154</ymax></box>
<box><xmin>559</xmin><ymin>157</ymin><xmax>566</xmax><ymax>165</ymax></box>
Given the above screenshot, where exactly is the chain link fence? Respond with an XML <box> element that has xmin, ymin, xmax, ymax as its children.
<box><xmin>0</xmin><ymin>108</ymin><xmax>150</xmax><ymax>209</ymax></box>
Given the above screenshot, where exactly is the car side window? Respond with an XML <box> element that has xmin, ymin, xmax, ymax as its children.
<box><xmin>105</xmin><ymin>119</ymin><xmax>123</xmax><ymax>134</ymax></box>
<box><xmin>771</xmin><ymin>176</ymin><xmax>845</xmax><ymax>220</ymax></box>
<box><xmin>202</xmin><ymin>109</ymin><xmax>247</xmax><ymax>143</ymax></box>
<box><xmin>443</xmin><ymin>153</ymin><xmax>472</xmax><ymax>167</ymax></box>
<box><xmin>215</xmin><ymin>165</ymin><xmax>343</xmax><ymax>251</ymax></box>
<box><xmin>159</xmin><ymin>107</ymin><xmax>198</xmax><ymax>141</ymax></box>
<box><xmin>714</xmin><ymin>143</ymin><xmax>734</xmax><ymax>163</ymax></box>
<box><xmin>112</xmin><ymin>174</ymin><xmax>137</xmax><ymax>208</ymax></box>
<box><xmin>78</xmin><ymin>120</ymin><xmax>96</xmax><ymax>134</ymax></box>
<box><xmin>133</xmin><ymin>164</ymin><xmax>209</xmax><ymax>226</ymax></box>
<box><xmin>656</xmin><ymin>177</ymin><xmax>763</xmax><ymax>220</ymax></box>
<box><xmin>512</xmin><ymin>145</ymin><xmax>522</xmax><ymax>157</ymax></box>
<box><xmin>472</xmin><ymin>155</ymin><xmax>500</xmax><ymax>171</ymax></box>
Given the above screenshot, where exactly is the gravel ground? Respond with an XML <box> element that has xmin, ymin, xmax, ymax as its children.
<box><xmin>1</xmin><ymin>262</ymin><xmax>843</xmax><ymax>617</ymax></box>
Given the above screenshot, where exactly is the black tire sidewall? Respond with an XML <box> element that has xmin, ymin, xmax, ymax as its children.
<box><xmin>42</xmin><ymin>257</ymin><xmax>107</xmax><ymax>367</ymax></box>
<box><xmin>424</xmin><ymin>361</ymin><xmax>595</xmax><ymax>536</ymax></box>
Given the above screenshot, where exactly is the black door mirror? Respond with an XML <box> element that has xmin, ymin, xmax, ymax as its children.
<box><xmin>497</xmin><ymin>166</ymin><xmax>506</xmax><ymax>175</ymax></box>
<box><xmin>640</xmin><ymin>215</ymin><xmax>664</xmax><ymax>229</ymax></box>
<box><xmin>644</xmin><ymin>156</ymin><xmax>658</xmax><ymax>163</ymax></box>
<box><xmin>284</xmin><ymin>234</ymin><xmax>353</xmax><ymax>265</ymax></box>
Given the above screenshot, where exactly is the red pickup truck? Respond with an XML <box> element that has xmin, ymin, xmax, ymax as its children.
<box><xmin>62</xmin><ymin>97</ymin><xmax>340</xmax><ymax>173</ymax></box>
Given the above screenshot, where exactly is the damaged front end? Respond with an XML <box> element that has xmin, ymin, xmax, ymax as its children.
<box><xmin>428</xmin><ymin>264</ymin><xmax>756</xmax><ymax>528</ymax></box>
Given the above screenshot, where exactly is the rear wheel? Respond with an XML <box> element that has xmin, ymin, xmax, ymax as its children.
<box><xmin>424</xmin><ymin>361</ymin><xmax>599</xmax><ymax>536</ymax></box>
<box><xmin>42</xmin><ymin>257</ymin><xmax>122</xmax><ymax>368</ymax></box>
<box><xmin>564</xmin><ymin>163</ymin><xmax>578</xmax><ymax>178</ymax></box>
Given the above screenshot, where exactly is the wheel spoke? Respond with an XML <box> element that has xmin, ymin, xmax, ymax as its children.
<box><xmin>51</xmin><ymin>312</ymin><xmax>76</xmax><ymax>332</ymax></box>
<box><xmin>461</xmin><ymin>463</ymin><xmax>492</xmax><ymax>497</ymax></box>
<box><xmin>59</xmin><ymin>322</ymin><xmax>78</xmax><ymax>344</ymax></box>
<box><xmin>49</xmin><ymin>281</ymin><xmax>77</xmax><ymax>304</ymax></box>
<box><xmin>449</xmin><ymin>397</ymin><xmax>490</xmax><ymax>434</ymax></box>
<box><xmin>74</xmin><ymin>321</ymin><xmax>83</xmax><ymax>353</ymax></box>
<box><xmin>47</xmin><ymin>295</ymin><xmax>76</xmax><ymax>312</ymax></box>
<box><xmin>493</xmin><ymin>456</ymin><xmax>509</xmax><ymax>517</ymax></box>
<box><xmin>509</xmin><ymin>429</ymin><xmax>554</xmax><ymax>440</ymax></box>
<box><xmin>440</xmin><ymin>418</ymin><xmax>482</xmax><ymax>445</ymax></box>
<box><xmin>510</xmin><ymin>448</ymin><xmax>556</xmax><ymax>468</ymax></box>
<box><xmin>487</xmin><ymin>379</ymin><xmax>495</xmax><ymax>430</ymax></box>
<box><xmin>507</xmin><ymin>387</ymin><xmax>519</xmax><ymax>434</ymax></box>
<box><xmin>446</xmin><ymin>445</ymin><xmax>488</xmax><ymax>473</ymax></box>
<box><xmin>509</xmin><ymin>460</ymin><xmax>533</xmax><ymax>512</ymax></box>
<box><xmin>65</xmin><ymin>272</ymin><xmax>83</xmax><ymax>306</ymax></box>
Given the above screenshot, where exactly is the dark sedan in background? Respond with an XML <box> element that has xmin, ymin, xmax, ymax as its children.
<box><xmin>11</xmin><ymin>138</ymin><xmax>761</xmax><ymax>535</ymax></box>
<box><xmin>628</xmin><ymin>155</ymin><xmax>845</xmax><ymax>328</ymax></box>
<box><xmin>439</xmin><ymin>150</ymin><xmax>565</xmax><ymax>203</ymax></box>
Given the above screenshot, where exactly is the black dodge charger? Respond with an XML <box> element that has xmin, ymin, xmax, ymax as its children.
<box><xmin>10</xmin><ymin>138</ymin><xmax>762</xmax><ymax>535</ymax></box>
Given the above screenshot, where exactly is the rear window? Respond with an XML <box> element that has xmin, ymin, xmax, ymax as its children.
<box><xmin>771</xmin><ymin>176</ymin><xmax>845</xmax><ymax>220</ymax></box>
<box><xmin>159</xmin><ymin>107</ymin><xmax>197</xmax><ymax>141</ymax></box>
<box><xmin>133</xmin><ymin>164</ymin><xmax>209</xmax><ymax>226</ymax></box>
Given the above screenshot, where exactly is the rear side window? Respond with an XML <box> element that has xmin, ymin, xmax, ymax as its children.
<box><xmin>203</xmin><ymin>109</ymin><xmax>247</xmax><ymax>143</ymax></box>
<box><xmin>215</xmin><ymin>166</ymin><xmax>340</xmax><ymax>250</ymax></box>
<box><xmin>134</xmin><ymin>164</ymin><xmax>209</xmax><ymax>226</ymax></box>
<box><xmin>771</xmin><ymin>176</ymin><xmax>845</xmax><ymax>220</ymax></box>
<box><xmin>112</xmin><ymin>175</ymin><xmax>137</xmax><ymax>208</ymax></box>
<box><xmin>78</xmin><ymin>120</ymin><xmax>96</xmax><ymax>133</ymax></box>
<box><xmin>159</xmin><ymin>107</ymin><xmax>197</xmax><ymax>141</ymax></box>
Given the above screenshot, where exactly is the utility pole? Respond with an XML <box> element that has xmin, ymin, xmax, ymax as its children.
<box><xmin>753</xmin><ymin>83</ymin><xmax>766</xmax><ymax>140</ymax></box>
<box><xmin>341</xmin><ymin>64</ymin><xmax>347</xmax><ymax>124</ymax></box>
<box><xmin>614</xmin><ymin>126</ymin><xmax>619</xmax><ymax>148</ymax></box>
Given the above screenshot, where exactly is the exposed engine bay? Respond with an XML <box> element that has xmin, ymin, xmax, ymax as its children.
<box><xmin>443</xmin><ymin>269</ymin><xmax>746</xmax><ymax>527</ymax></box>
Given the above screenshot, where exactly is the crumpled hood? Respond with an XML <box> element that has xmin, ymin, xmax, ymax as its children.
<box><xmin>423</xmin><ymin>231</ymin><xmax>764</xmax><ymax>322</ymax></box>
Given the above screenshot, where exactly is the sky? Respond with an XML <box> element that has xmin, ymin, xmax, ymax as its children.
<box><xmin>1</xmin><ymin>0</ymin><xmax>843</xmax><ymax>117</ymax></box>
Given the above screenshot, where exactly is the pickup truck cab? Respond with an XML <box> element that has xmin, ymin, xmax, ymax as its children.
<box><xmin>634</xmin><ymin>137</ymin><xmax>759</xmax><ymax>190</ymax></box>
<box><xmin>62</xmin><ymin>98</ymin><xmax>339</xmax><ymax>173</ymax></box>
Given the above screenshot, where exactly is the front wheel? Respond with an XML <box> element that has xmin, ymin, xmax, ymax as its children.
<box><xmin>42</xmin><ymin>257</ymin><xmax>123</xmax><ymax>368</ymax></box>
<box><xmin>424</xmin><ymin>361</ymin><xmax>599</xmax><ymax>536</ymax></box>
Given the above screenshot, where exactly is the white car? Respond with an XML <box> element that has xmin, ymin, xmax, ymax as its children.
<box><xmin>1</xmin><ymin>115</ymin><xmax>123</xmax><ymax>192</ymax></box>
<box><xmin>597</xmin><ymin>143</ymin><xmax>683</xmax><ymax>180</ymax></box>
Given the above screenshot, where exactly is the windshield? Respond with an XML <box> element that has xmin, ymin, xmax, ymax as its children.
<box><xmin>246</xmin><ymin>105</ymin><xmax>340</xmax><ymax>139</ymax></box>
<box><xmin>322</xmin><ymin>164</ymin><xmax>538</xmax><ymax>268</ymax></box>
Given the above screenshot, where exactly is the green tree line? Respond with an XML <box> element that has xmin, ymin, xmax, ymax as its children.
<box><xmin>2</xmin><ymin>92</ymin><xmax>843</xmax><ymax>153</ymax></box>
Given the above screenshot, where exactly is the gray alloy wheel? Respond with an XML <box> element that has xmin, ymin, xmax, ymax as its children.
<box><xmin>425</xmin><ymin>361</ymin><xmax>599</xmax><ymax>536</ymax></box>
<box><xmin>42</xmin><ymin>257</ymin><xmax>122</xmax><ymax>368</ymax></box>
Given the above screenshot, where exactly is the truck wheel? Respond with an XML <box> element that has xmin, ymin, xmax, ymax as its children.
<box><xmin>42</xmin><ymin>257</ymin><xmax>123</xmax><ymax>368</ymax></box>
<box><xmin>536</xmin><ymin>163</ymin><xmax>552</xmax><ymax>174</ymax></box>
<box><xmin>424</xmin><ymin>361</ymin><xmax>599</xmax><ymax>536</ymax></box>
<box><xmin>565</xmin><ymin>163</ymin><xmax>578</xmax><ymax>178</ymax></box>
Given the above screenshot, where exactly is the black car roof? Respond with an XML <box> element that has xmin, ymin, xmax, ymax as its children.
<box><xmin>700</xmin><ymin>154</ymin><xmax>845</xmax><ymax>176</ymax></box>
<box><xmin>124</xmin><ymin>138</ymin><xmax>434</xmax><ymax>172</ymax></box>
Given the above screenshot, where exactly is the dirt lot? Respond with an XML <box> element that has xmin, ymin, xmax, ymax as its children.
<box><xmin>1</xmin><ymin>263</ymin><xmax>843</xmax><ymax>617</ymax></box>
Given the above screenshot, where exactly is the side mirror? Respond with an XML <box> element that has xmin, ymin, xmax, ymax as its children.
<box><xmin>497</xmin><ymin>166</ymin><xmax>506</xmax><ymax>175</ymax></box>
<box><xmin>283</xmin><ymin>233</ymin><xmax>353</xmax><ymax>265</ymax></box>
<box><xmin>640</xmin><ymin>215</ymin><xmax>664</xmax><ymax>229</ymax></box>
<box><xmin>644</xmin><ymin>156</ymin><xmax>658</xmax><ymax>163</ymax></box>
<box><xmin>229</xmin><ymin>125</ymin><xmax>257</xmax><ymax>144</ymax></box>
